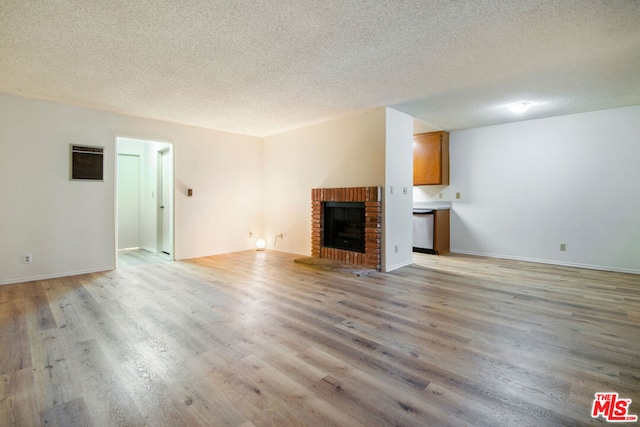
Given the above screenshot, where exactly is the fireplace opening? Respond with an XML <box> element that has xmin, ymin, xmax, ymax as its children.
<box><xmin>323</xmin><ymin>202</ymin><xmax>365</xmax><ymax>253</ymax></box>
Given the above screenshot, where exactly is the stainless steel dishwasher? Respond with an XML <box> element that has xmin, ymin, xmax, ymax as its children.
<box><xmin>412</xmin><ymin>208</ymin><xmax>434</xmax><ymax>253</ymax></box>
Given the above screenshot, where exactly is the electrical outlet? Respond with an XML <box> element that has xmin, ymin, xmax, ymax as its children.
<box><xmin>456</xmin><ymin>192</ymin><xmax>461</xmax><ymax>199</ymax></box>
<box><xmin>394</xmin><ymin>245</ymin><xmax>398</xmax><ymax>253</ymax></box>
<box><xmin>390</xmin><ymin>186</ymin><xmax>394</xmax><ymax>194</ymax></box>
<box><xmin>560</xmin><ymin>243</ymin><xmax>567</xmax><ymax>252</ymax></box>
<box><xmin>439</xmin><ymin>193</ymin><xmax>443</xmax><ymax>199</ymax></box>
<box><xmin>24</xmin><ymin>254</ymin><xmax>32</xmax><ymax>264</ymax></box>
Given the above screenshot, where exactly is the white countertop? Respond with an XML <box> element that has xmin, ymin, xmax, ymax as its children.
<box><xmin>413</xmin><ymin>201</ymin><xmax>452</xmax><ymax>211</ymax></box>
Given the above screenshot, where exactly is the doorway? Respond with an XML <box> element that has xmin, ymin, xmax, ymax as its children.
<box><xmin>116</xmin><ymin>137</ymin><xmax>174</xmax><ymax>265</ymax></box>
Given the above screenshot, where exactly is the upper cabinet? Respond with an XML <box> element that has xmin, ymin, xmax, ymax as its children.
<box><xmin>413</xmin><ymin>131</ymin><xmax>449</xmax><ymax>186</ymax></box>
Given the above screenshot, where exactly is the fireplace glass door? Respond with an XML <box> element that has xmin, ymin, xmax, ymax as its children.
<box><xmin>323</xmin><ymin>202</ymin><xmax>365</xmax><ymax>253</ymax></box>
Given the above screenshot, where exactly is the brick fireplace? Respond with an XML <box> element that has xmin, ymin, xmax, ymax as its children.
<box><xmin>311</xmin><ymin>187</ymin><xmax>382</xmax><ymax>271</ymax></box>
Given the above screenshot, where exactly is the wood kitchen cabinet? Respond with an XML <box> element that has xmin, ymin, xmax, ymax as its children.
<box><xmin>433</xmin><ymin>209</ymin><xmax>450</xmax><ymax>255</ymax></box>
<box><xmin>413</xmin><ymin>131</ymin><xmax>449</xmax><ymax>186</ymax></box>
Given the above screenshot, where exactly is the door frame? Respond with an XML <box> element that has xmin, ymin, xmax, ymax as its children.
<box><xmin>115</xmin><ymin>136</ymin><xmax>175</xmax><ymax>266</ymax></box>
<box><xmin>157</xmin><ymin>147</ymin><xmax>173</xmax><ymax>256</ymax></box>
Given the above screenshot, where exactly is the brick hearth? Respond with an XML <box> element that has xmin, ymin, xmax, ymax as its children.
<box><xmin>311</xmin><ymin>187</ymin><xmax>382</xmax><ymax>271</ymax></box>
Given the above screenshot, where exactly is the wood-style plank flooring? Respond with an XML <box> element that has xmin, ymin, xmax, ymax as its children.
<box><xmin>1</xmin><ymin>250</ymin><xmax>638</xmax><ymax>426</ymax></box>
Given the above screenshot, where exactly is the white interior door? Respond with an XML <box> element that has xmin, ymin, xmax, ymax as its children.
<box><xmin>117</xmin><ymin>154</ymin><xmax>141</xmax><ymax>249</ymax></box>
<box><xmin>159</xmin><ymin>149</ymin><xmax>172</xmax><ymax>255</ymax></box>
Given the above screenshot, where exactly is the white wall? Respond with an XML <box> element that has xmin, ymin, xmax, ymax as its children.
<box><xmin>450</xmin><ymin>105</ymin><xmax>640</xmax><ymax>273</ymax></box>
<box><xmin>262</xmin><ymin>109</ymin><xmax>386</xmax><ymax>256</ymax></box>
<box><xmin>0</xmin><ymin>93</ymin><xmax>262</xmax><ymax>284</ymax></box>
<box><xmin>383</xmin><ymin>108</ymin><xmax>414</xmax><ymax>271</ymax></box>
<box><xmin>413</xmin><ymin>185</ymin><xmax>452</xmax><ymax>203</ymax></box>
<box><xmin>175</xmin><ymin>126</ymin><xmax>262</xmax><ymax>259</ymax></box>
<box><xmin>117</xmin><ymin>153</ymin><xmax>142</xmax><ymax>249</ymax></box>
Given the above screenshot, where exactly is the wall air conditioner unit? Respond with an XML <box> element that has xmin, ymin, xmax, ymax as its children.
<box><xmin>70</xmin><ymin>144</ymin><xmax>104</xmax><ymax>181</ymax></box>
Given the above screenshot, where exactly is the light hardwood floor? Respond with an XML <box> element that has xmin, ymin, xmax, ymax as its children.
<box><xmin>1</xmin><ymin>250</ymin><xmax>638</xmax><ymax>426</ymax></box>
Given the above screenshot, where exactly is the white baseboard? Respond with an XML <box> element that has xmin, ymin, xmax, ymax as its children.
<box><xmin>450</xmin><ymin>249</ymin><xmax>640</xmax><ymax>275</ymax></box>
<box><xmin>384</xmin><ymin>258</ymin><xmax>414</xmax><ymax>273</ymax></box>
<box><xmin>0</xmin><ymin>266</ymin><xmax>114</xmax><ymax>286</ymax></box>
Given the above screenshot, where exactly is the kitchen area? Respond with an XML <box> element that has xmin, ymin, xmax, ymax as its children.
<box><xmin>412</xmin><ymin>128</ymin><xmax>451</xmax><ymax>255</ymax></box>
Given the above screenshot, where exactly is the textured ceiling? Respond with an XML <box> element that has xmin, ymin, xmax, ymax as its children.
<box><xmin>1</xmin><ymin>1</ymin><xmax>639</xmax><ymax>137</ymax></box>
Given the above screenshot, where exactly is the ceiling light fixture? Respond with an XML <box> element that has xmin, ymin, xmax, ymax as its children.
<box><xmin>507</xmin><ymin>102</ymin><xmax>532</xmax><ymax>114</ymax></box>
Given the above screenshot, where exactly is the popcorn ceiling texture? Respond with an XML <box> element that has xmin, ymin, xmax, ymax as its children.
<box><xmin>1</xmin><ymin>0</ymin><xmax>639</xmax><ymax>136</ymax></box>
